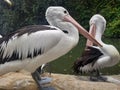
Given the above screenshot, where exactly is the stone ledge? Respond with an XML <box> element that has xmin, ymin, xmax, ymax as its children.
<box><xmin>0</xmin><ymin>70</ymin><xmax>120</xmax><ymax>90</ymax></box>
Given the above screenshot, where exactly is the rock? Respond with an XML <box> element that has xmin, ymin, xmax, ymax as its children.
<box><xmin>0</xmin><ymin>71</ymin><xmax>38</xmax><ymax>90</ymax></box>
<box><xmin>51</xmin><ymin>74</ymin><xmax>120</xmax><ymax>90</ymax></box>
<box><xmin>0</xmin><ymin>70</ymin><xmax>120</xmax><ymax>90</ymax></box>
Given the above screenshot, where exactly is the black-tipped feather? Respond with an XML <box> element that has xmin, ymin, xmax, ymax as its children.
<box><xmin>0</xmin><ymin>25</ymin><xmax>57</xmax><ymax>44</ymax></box>
<box><xmin>0</xmin><ymin>48</ymin><xmax>44</xmax><ymax>64</ymax></box>
<box><xmin>73</xmin><ymin>46</ymin><xmax>103</xmax><ymax>73</ymax></box>
<box><xmin>0</xmin><ymin>25</ymin><xmax>57</xmax><ymax>64</ymax></box>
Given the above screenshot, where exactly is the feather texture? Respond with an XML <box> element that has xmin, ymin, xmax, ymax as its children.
<box><xmin>0</xmin><ymin>25</ymin><xmax>62</xmax><ymax>64</ymax></box>
<box><xmin>73</xmin><ymin>46</ymin><xmax>103</xmax><ymax>73</ymax></box>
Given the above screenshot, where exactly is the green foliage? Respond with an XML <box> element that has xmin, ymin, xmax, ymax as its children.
<box><xmin>0</xmin><ymin>0</ymin><xmax>120</xmax><ymax>38</ymax></box>
<box><xmin>100</xmin><ymin>2</ymin><xmax>120</xmax><ymax>38</ymax></box>
<box><xmin>0</xmin><ymin>0</ymin><xmax>64</xmax><ymax>35</ymax></box>
<box><xmin>65</xmin><ymin>0</ymin><xmax>120</xmax><ymax>38</ymax></box>
<box><xmin>105</xmin><ymin>20</ymin><xmax>120</xmax><ymax>38</ymax></box>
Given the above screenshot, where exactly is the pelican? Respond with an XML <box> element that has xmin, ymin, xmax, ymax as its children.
<box><xmin>0</xmin><ymin>7</ymin><xmax>101</xmax><ymax>89</ymax></box>
<box><xmin>4</xmin><ymin>0</ymin><xmax>12</xmax><ymax>6</ymax></box>
<box><xmin>0</xmin><ymin>35</ymin><xmax>2</xmax><ymax>38</ymax></box>
<box><xmin>73</xmin><ymin>14</ymin><xmax>120</xmax><ymax>81</ymax></box>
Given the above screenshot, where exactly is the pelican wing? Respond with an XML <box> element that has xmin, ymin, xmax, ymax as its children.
<box><xmin>80</xmin><ymin>46</ymin><xmax>103</xmax><ymax>66</ymax></box>
<box><xmin>73</xmin><ymin>46</ymin><xmax>103</xmax><ymax>73</ymax></box>
<box><xmin>0</xmin><ymin>25</ymin><xmax>62</xmax><ymax>64</ymax></box>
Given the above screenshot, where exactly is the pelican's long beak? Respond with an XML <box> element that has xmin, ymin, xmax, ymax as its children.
<box><xmin>86</xmin><ymin>23</ymin><xmax>96</xmax><ymax>46</ymax></box>
<box><xmin>64</xmin><ymin>15</ymin><xmax>102</xmax><ymax>47</ymax></box>
<box><xmin>4</xmin><ymin>0</ymin><xmax>12</xmax><ymax>6</ymax></box>
<box><xmin>89</xmin><ymin>23</ymin><xmax>96</xmax><ymax>37</ymax></box>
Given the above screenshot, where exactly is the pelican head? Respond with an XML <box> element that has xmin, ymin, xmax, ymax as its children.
<box><xmin>45</xmin><ymin>6</ymin><xmax>69</xmax><ymax>25</ymax></box>
<box><xmin>89</xmin><ymin>14</ymin><xmax>106</xmax><ymax>35</ymax></box>
<box><xmin>45</xmin><ymin>6</ymin><xmax>102</xmax><ymax>47</ymax></box>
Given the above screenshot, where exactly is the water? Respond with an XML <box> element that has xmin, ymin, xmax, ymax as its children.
<box><xmin>49</xmin><ymin>37</ymin><xmax>120</xmax><ymax>75</ymax></box>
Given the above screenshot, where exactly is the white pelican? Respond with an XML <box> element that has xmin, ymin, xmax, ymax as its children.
<box><xmin>0</xmin><ymin>35</ymin><xmax>2</xmax><ymax>38</ymax></box>
<box><xmin>4</xmin><ymin>0</ymin><xmax>12</xmax><ymax>6</ymax></box>
<box><xmin>0</xmin><ymin>7</ymin><xmax>101</xmax><ymax>89</ymax></box>
<box><xmin>73</xmin><ymin>14</ymin><xmax>120</xmax><ymax>81</ymax></box>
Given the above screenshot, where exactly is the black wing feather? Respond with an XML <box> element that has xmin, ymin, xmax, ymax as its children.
<box><xmin>73</xmin><ymin>46</ymin><xmax>103</xmax><ymax>73</ymax></box>
<box><xmin>0</xmin><ymin>47</ymin><xmax>43</xmax><ymax>64</ymax></box>
<box><xmin>0</xmin><ymin>25</ymin><xmax>57</xmax><ymax>44</ymax></box>
<box><xmin>0</xmin><ymin>25</ymin><xmax>57</xmax><ymax>64</ymax></box>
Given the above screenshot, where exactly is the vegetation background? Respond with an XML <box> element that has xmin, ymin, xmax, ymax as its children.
<box><xmin>0</xmin><ymin>0</ymin><xmax>120</xmax><ymax>38</ymax></box>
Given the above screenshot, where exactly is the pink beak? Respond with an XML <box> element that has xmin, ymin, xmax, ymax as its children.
<box><xmin>86</xmin><ymin>23</ymin><xmax>96</xmax><ymax>46</ymax></box>
<box><xmin>64</xmin><ymin>15</ymin><xmax>102</xmax><ymax>47</ymax></box>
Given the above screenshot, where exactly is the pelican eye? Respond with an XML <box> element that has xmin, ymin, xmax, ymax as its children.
<box><xmin>64</xmin><ymin>10</ymin><xmax>67</xmax><ymax>14</ymax></box>
<box><xmin>62</xmin><ymin>30</ymin><xmax>68</xmax><ymax>34</ymax></box>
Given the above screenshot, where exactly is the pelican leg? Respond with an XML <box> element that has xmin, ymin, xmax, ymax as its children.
<box><xmin>32</xmin><ymin>71</ymin><xmax>42</xmax><ymax>90</ymax></box>
<box><xmin>90</xmin><ymin>70</ymin><xmax>107</xmax><ymax>82</ymax></box>
<box><xmin>96</xmin><ymin>70</ymin><xmax>107</xmax><ymax>82</ymax></box>
<box><xmin>31</xmin><ymin>69</ymin><xmax>55</xmax><ymax>90</ymax></box>
<box><xmin>90</xmin><ymin>70</ymin><xmax>99</xmax><ymax>81</ymax></box>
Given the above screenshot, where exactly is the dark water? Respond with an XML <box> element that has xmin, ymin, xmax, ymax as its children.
<box><xmin>49</xmin><ymin>37</ymin><xmax>120</xmax><ymax>75</ymax></box>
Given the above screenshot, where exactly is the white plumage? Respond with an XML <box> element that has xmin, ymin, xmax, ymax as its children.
<box><xmin>4</xmin><ymin>0</ymin><xmax>12</xmax><ymax>6</ymax></box>
<box><xmin>73</xmin><ymin>14</ymin><xmax>120</xmax><ymax>73</ymax></box>
<box><xmin>0</xmin><ymin>35</ymin><xmax>2</xmax><ymax>38</ymax></box>
<box><xmin>0</xmin><ymin>7</ymin><xmax>102</xmax><ymax>76</ymax></box>
<box><xmin>88</xmin><ymin>14</ymin><xmax>120</xmax><ymax>70</ymax></box>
